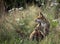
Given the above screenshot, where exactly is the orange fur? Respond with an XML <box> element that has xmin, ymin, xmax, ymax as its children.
<box><xmin>30</xmin><ymin>12</ymin><xmax>50</xmax><ymax>41</ymax></box>
<box><xmin>29</xmin><ymin>29</ymin><xmax>44</xmax><ymax>41</ymax></box>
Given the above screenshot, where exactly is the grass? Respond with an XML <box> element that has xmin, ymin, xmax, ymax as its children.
<box><xmin>0</xmin><ymin>5</ymin><xmax>60</xmax><ymax>44</ymax></box>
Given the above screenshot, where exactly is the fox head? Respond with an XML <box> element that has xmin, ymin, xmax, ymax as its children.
<box><xmin>35</xmin><ymin>12</ymin><xmax>44</xmax><ymax>23</ymax></box>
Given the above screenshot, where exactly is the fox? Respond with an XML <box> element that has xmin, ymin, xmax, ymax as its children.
<box><xmin>35</xmin><ymin>12</ymin><xmax>50</xmax><ymax>35</ymax></box>
<box><xmin>29</xmin><ymin>12</ymin><xmax>50</xmax><ymax>41</ymax></box>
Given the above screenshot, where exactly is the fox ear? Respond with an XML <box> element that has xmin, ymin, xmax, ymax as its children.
<box><xmin>40</xmin><ymin>12</ymin><xmax>43</xmax><ymax>15</ymax></box>
<box><xmin>38</xmin><ymin>15</ymin><xmax>42</xmax><ymax>18</ymax></box>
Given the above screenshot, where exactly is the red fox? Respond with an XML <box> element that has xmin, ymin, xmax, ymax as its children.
<box><xmin>35</xmin><ymin>12</ymin><xmax>50</xmax><ymax>35</ymax></box>
<box><xmin>29</xmin><ymin>12</ymin><xmax>50</xmax><ymax>41</ymax></box>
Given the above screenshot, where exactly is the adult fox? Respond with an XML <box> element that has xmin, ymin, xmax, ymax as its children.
<box><xmin>35</xmin><ymin>12</ymin><xmax>50</xmax><ymax>35</ymax></box>
<box><xmin>29</xmin><ymin>12</ymin><xmax>50</xmax><ymax>41</ymax></box>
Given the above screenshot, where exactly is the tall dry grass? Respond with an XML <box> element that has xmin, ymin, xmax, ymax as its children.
<box><xmin>0</xmin><ymin>5</ymin><xmax>60</xmax><ymax>44</ymax></box>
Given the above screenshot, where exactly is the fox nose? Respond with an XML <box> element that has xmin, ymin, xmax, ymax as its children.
<box><xmin>35</xmin><ymin>19</ymin><xmax>42</xmax><ymax>23</ymax></box>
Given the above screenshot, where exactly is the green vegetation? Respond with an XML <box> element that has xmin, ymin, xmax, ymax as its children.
<box><xmin>0</xmin><ymin>0</ymin><xmax>60</xmax><ymax>44</ymax></box>
<box><xmin>0</xmin><ymin>5</ymin><xmax>60</xmax><ymax>44</ymax></box>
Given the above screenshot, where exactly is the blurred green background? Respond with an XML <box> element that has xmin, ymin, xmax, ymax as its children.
<box><xmin>0</xmin><ymin>0</ymin><xmax>60</xmax><ymax>44</ymax></box>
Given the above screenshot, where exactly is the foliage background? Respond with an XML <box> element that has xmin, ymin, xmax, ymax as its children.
<box><xmin>0</xmin><ymin>0</ymin><xmax>60</xmax><ymax>44</ymax></box>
